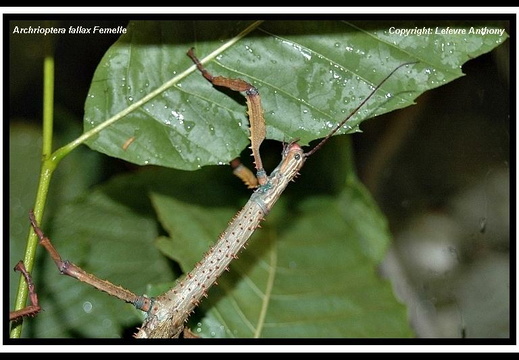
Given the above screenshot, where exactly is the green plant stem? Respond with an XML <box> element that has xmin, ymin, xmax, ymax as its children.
<box><xmin>10</xmin><ymin>50</ymin><xmax>57</xmax><ymax>339</ymax></box>
<box><xmin>42</xmin><ymin>50</ymin><xmax>54</xmax><ymax>158</ymax></box>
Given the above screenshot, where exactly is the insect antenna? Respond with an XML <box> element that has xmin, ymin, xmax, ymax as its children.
<box><xmin>305</xmin><ymin>61</ymin><xmax>418</xmax><ymax>157</ymax></box>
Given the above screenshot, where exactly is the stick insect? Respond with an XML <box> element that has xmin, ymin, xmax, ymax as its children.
<box><xmin>27</xmin><ymin>48</ymin><xmax>416</xmax><ymax>338</ymax></box>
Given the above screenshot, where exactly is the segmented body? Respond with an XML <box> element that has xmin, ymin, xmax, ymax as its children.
<box><xmin>135</xmin><ymin>142</ymin><xmax>305</xmax><ymax>338</ymax></box>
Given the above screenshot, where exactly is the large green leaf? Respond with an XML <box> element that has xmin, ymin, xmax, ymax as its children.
<box><xmin>84</xmin><ymin>20</ymin><xmax>508</xmax><ymax>170</ymax></box>
<box><xmin>152</xmin><ymin>169</ymin><xmax>412</xmax><ymax>338</ymax></box>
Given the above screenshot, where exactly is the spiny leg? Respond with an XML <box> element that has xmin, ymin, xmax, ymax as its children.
<box><xmin>230</xmin><ymin>158</ymin><xmax>258</xmax><ymax>189</ymax></box>
<box><xmin>187</xmin><ymin>48</ymin><xmax>267</xmax><ymax>186</ymax></box>
<box><xmin>9</xmin><ymin>261</ymin><xmax>41</xmax><ymax>321</ymax></box>
<box><xmin>28</xmin><ymin>210</ymin><xmax>153</xmax><ymax>313</ymax></box>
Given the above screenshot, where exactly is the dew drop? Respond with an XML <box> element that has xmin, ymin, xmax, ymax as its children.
<box><xmin>184</xmin><ymin>120</ymin><xmax>195</xmax><ymax>131</ymax></box>
<box><xmin>330</xmin><ymin>70</ymin><xmax>341</xmax><ymax>80</ymax></box>
<box><xmin>83</xmin><ymin>301</ymin><xmax>93</xmax><ymax>313</ymax></box>
<box><xmin>342</xmin><ymin>123</ymin><xmax>353</xmax><ymax>131</ymax></box>
<box><xmin>171</xmin><ymin>110</ymin><xmax>185</xmax><ymax>123</ymax></box>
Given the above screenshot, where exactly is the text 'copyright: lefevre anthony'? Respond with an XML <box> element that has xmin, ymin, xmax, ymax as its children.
<box><xmin>12</xmin><ymin>25</ymin><xmax>127</xmax><ymax>35</ymax></box>
<box><xmin>388</xmin><ymin>26</ymin><xmax>507</xmax><ymax>37</ymax></box>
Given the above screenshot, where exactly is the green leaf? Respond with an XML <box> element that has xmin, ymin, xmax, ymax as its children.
<box><xmin>152</xmin><ymin>178</ymin><xmax>412</xmax><ymax>338</ymax></box>
<box><xmin>84</xmin><ymin>20</ymin><xmax>508</xmax><ymax>170</ymax></box>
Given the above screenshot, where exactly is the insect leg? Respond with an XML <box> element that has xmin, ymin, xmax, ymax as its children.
<box><xmin>9</xmin><ymin>261</ymin><xmax>41</xmax><ymax>321</ymax></box>
<box><xmin>28</xmin><ymin>210</ymin><xmax>153</xmax><ymax>312</ymax></box>
<box><xmin>187</xmin><ymin>48</ymin><xmax>267</xmax><ymax>185</ymax></box>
